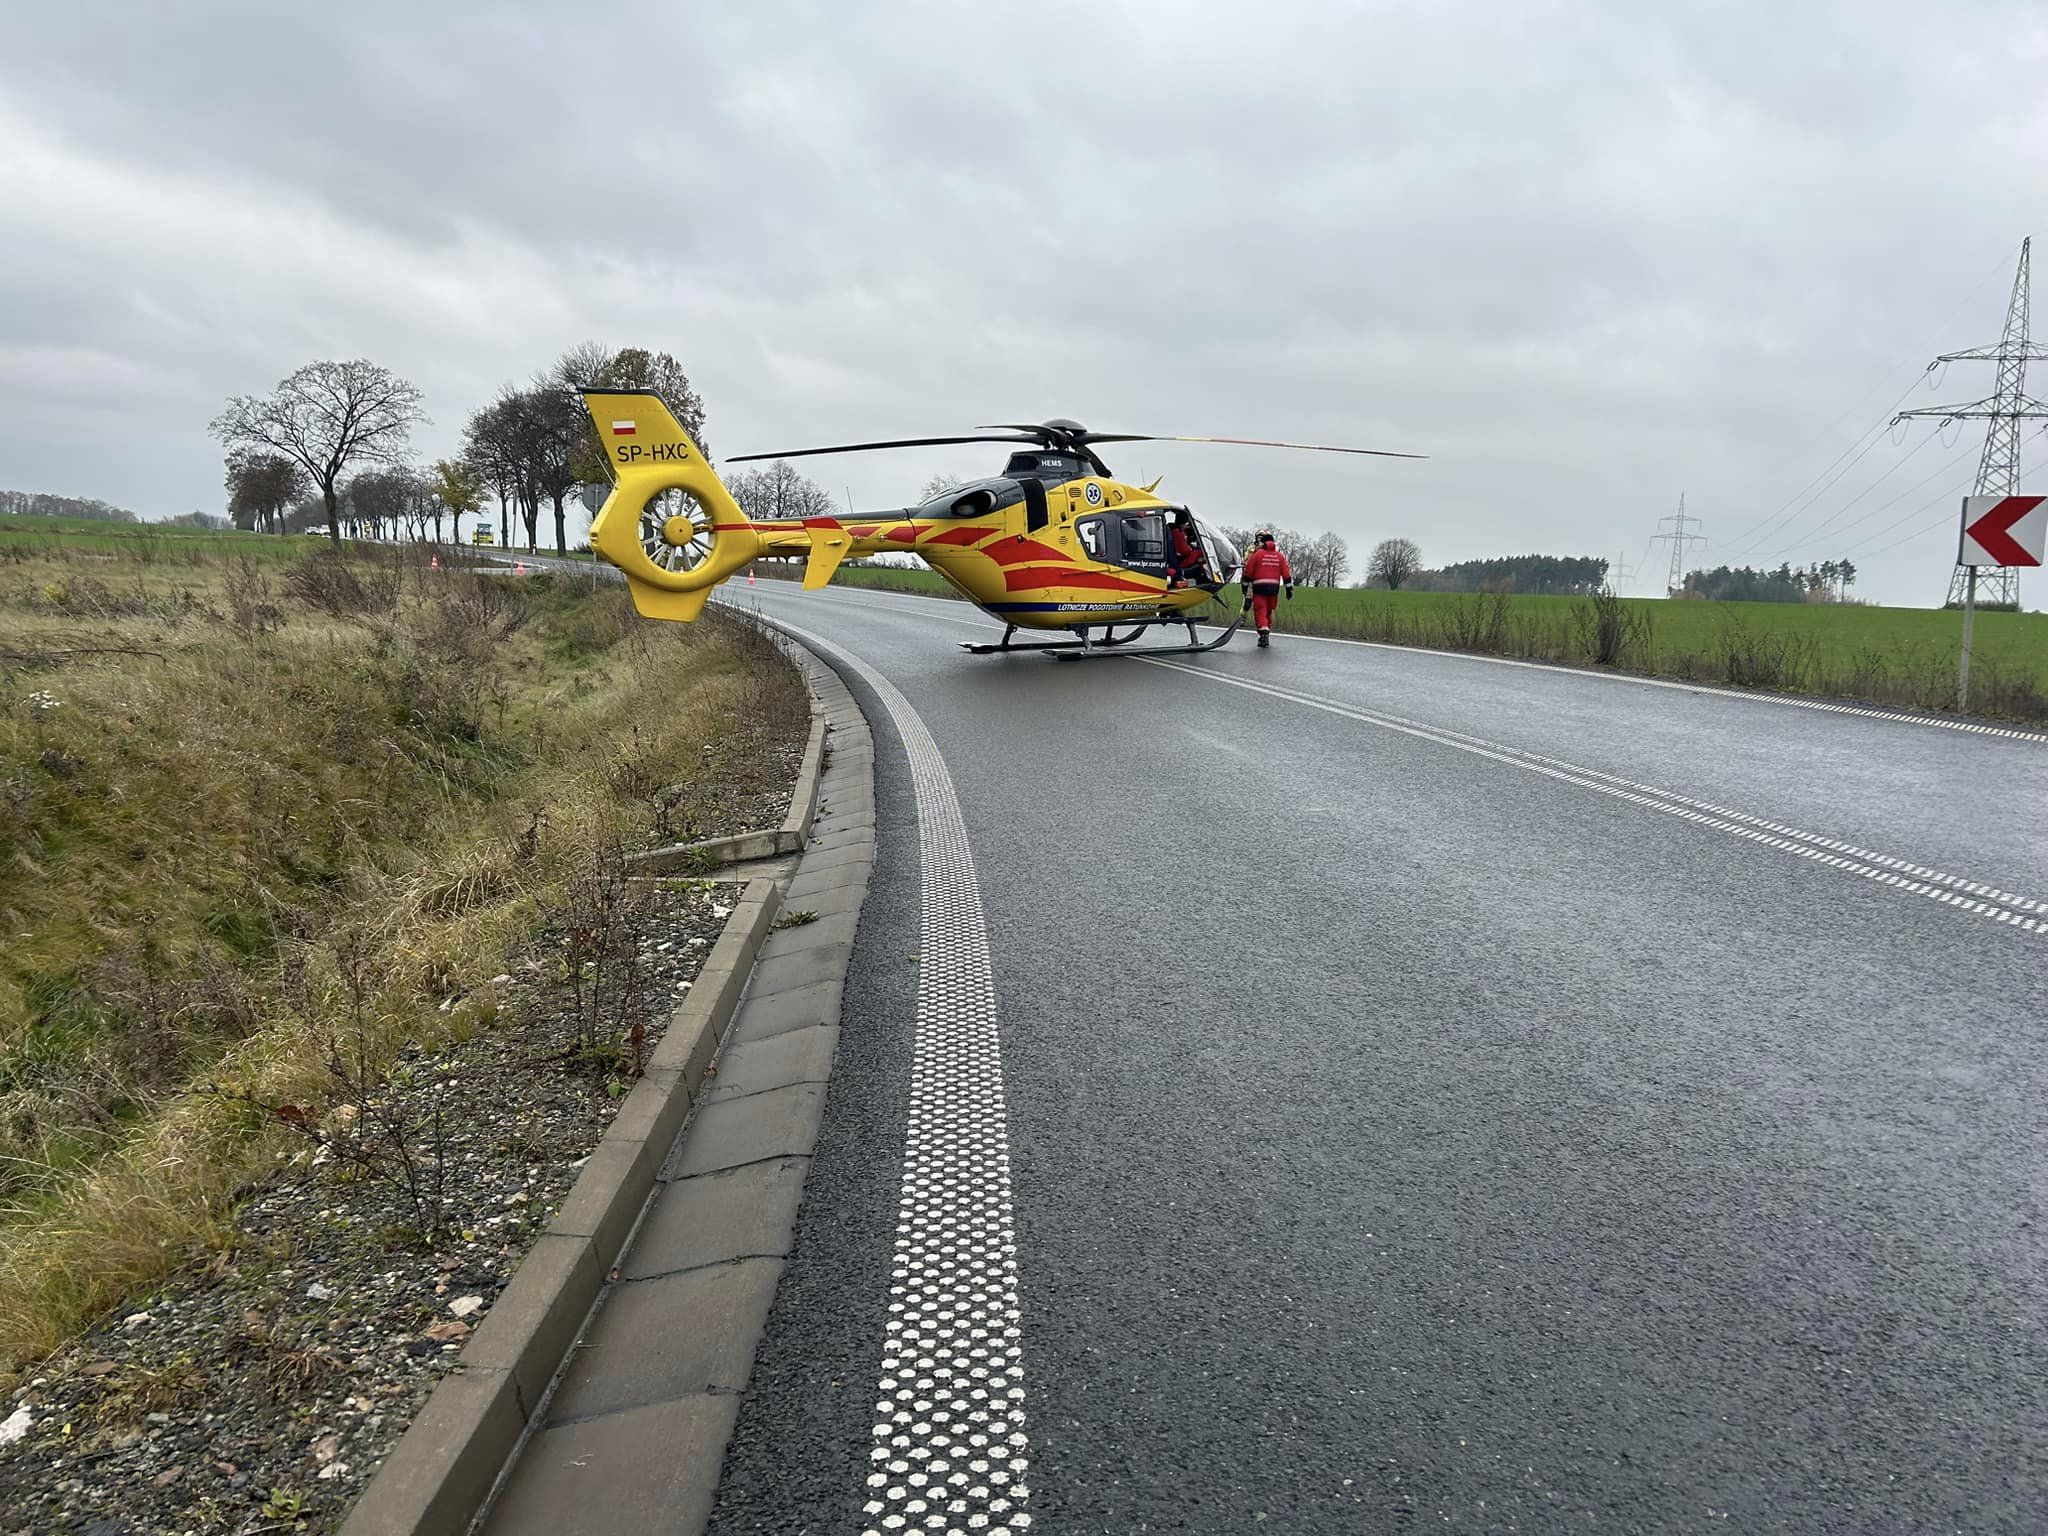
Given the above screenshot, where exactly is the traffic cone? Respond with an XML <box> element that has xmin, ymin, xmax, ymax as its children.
<box><xmin>747</xmin><ymin>566</ymin><xmax>756</xmax><ymax>585</ymax></box>
<box><xmin>430</xmin><ymin>553</ymin><xmax>439</xmax><ymax>571</ymax></box>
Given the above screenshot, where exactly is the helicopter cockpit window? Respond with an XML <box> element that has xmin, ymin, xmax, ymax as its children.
<box><xmin>1076</xmin><ymin>512</ymin><xmax>1166</xmax><ymax>569</ymax></box>
<box><xmin>1118</xmin><ymin>513</ymin><xmax>1166</xmax><ymax>563</ymax></box>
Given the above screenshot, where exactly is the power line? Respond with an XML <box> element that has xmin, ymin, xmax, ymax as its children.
<box><xmin>1813</xmin><ymin>443</ymin><xmax>1981</xmax><ymax>546</ymax></box>
<box><xmin>1839</xmin><ymin>480</ymin><xmax>1978</xmax><ymax>560</ymax></box>
<box><xmin>1723</xmin><ymin>380</ymin><xmax>1923</xmax><ymax>555</ymax></box>
<box><xmin>1749</xmin><ymin>426</ymin><xmax>1953</xmax><ymax>558</ymax></box>
<box><xmin>1725</xmin><ymin>239</ymin><xmax>2031</xmax><ymax>558</ymax></box>
<box><xmin>1843</xmin><ymin>422</ymin><xmax>2048</xmax><ymax>562</ymax></box>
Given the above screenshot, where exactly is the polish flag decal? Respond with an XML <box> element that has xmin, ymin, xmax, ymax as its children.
<box><xmin>611</xmin><ymin>420</ymin><xmax>636</xmax><ymax>436</ymax></box>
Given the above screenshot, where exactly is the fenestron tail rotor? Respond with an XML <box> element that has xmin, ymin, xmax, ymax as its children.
<box><xmin>640</xmin><ymin>490</ymin><xmax>716</xmax><ymax>573</ymax></box>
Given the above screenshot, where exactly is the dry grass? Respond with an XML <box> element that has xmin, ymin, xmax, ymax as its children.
<box><xmin>0</xmin><ymin>536</ymin><xmax>806</xmax><ymax>1377</ymax></box>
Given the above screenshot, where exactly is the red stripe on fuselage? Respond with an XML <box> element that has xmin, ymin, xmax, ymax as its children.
<box><xmin>1002</xmin><ymin>565</ymin><xmax>1159</xmax><ymax>594</ymax></box>
<box><xmin>985</xmin><ymin>536</ymin><xmax>1068</xmax><ymax>566</ymax></box>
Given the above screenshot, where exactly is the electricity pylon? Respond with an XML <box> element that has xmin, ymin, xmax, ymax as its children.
<box><xmin>1894</xmin><ymin>237</ymin><xmax>2048</xmax><ymax>609</ymax></box>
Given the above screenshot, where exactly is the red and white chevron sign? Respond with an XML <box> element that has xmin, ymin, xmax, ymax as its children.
<box><xmin>1958</xmin><ymin>495</ymin><xmax>2047</xmax><ymax>567</ymax></box>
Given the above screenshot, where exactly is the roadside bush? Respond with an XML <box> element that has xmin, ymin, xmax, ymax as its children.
<box><xmin>1438</xmin><ymin>588</ymin><xmax>1514</xmax><ymax>654</ymax></box>
<box><xmin>1574</xmin><ymin>585</ymin><xmax>1654</xmax><ymax>668</ymax></box>
<box><xmin>1715</xmin><ymin>614</ymin><xmax>1819</xmax><ymax>691</ymax></box>
<box><xmin>283</xmin><ymin>546</ymin><xmax>400</xmax><ymax>618</ymax></box>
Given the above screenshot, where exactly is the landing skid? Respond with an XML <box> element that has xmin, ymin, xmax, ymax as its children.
<box><xmin>959</xmin><ymin>610</ymin><xmax>1245</xmax><ymax>660</ymax></box>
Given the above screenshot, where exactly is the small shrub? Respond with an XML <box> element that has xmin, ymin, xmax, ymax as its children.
<box><xmin>1716</xmin><ymin>614</ymin><xmax>1818</xmax><ymax>691</ymax></box>
<box><xmin>283</xmin><ymin>547</ymin><xmax>399</xmax><ymax>618</ymax></box>
<box><xmin>1574</xmin><ymin>585</ymin><xmax>1654</xmax><ymax>668</ymax></box>
<box><xmin>224</xmin><ymin>558</ymin><xmax>285</xmax><ymax>638</ymax></box>
<box><xmin>1439</xmin><ymin>588</ymin><xmax>1513</xmax><ymax>653</ymax></box>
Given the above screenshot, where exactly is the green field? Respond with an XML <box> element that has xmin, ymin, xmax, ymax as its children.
<box><xmin>803</xmin><ymin>563</ymin><xmax>2048</xmax><ymax>722</ymax></box>
<box><xmin>0</xmin><ymin>515</ymin><xmax>318</xmax><ymax>562</ymax></box>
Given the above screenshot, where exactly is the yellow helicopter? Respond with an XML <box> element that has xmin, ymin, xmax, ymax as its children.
<box><xmin>579</xmin><ymin>389</ymin><xmax>1420</xmax><ymax>658</ymax></box>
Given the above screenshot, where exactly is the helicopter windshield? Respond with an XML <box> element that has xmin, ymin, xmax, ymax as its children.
<box><xmin>1199</xmin><ymin>521</ymin><xmax>1240</xmax><ymax>580</ymax></box>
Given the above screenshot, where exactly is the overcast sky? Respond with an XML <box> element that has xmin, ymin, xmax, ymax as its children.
<box><xmin>2</xmin><ymin>1</ymin><xmax>2044</xmax><ymax>605</ymax></box>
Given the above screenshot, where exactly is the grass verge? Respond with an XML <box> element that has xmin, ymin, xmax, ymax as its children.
<box><xmin>0</xmin><ymin>533</ymin><xmax>805</xmax><ymax>1378</ymax></box>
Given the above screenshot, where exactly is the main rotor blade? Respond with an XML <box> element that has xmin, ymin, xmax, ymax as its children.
<box><xmin>1081</xmin><ymin>432</ymin><xmax>1428</xmax><ymax>460</ymax></box>
<box><xmin>726</xmin><ymin>433</ymin><xmax>1039</xmax><ymax>463</ymax></box>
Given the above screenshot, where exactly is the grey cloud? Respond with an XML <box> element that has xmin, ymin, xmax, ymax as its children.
<box><xmin>1</xmin><ymin>1</ymin><xmax>2043</xmax><ymax>597</ymax></box>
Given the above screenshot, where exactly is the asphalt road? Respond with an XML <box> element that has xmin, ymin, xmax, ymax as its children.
<box><xmin>705</xmin><ymin>581</ymin><xmax>2048</xmax><ymax>1534</ymax></box>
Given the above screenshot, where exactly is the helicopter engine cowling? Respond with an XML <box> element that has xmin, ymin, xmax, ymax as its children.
<box><xmin>918</xmin><ymin>478</ymin><xmax>1023</xmax><ymax>519</ymax></box>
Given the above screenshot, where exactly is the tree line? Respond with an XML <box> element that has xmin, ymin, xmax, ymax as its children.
<box><xmin>208</xmin><ymin>347</ymin><xmax>859</xmax><ymax>551</ymax></box>
<box><xmin>0</xmin><ymin>490</ymin><xmax>139</xmax><ymax>522</ymax></box>
<box><xmin>1406</xmin><ymin>553</ymin><xmax>1610</xmax><ymax>595</ymax></box>
<box><xmin>1680</xmin><ymin>561</ymin><xmax>1858</xmax><ymax>603</ymax></box>
<box><xmin>1216</xmin><ymin>525</ymin><xmax>1352</xmax><ymax>586</ymax></box>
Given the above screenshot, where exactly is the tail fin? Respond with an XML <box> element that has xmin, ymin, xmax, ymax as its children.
<box><xmin>582</xmin><ymin>390</ymin><xmax>762</xmax><ymax>622</ymax></box>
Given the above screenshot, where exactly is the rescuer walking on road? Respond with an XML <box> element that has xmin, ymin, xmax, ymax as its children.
<box><xmin>1241</xmin><ymin>529</ymin><xmax>1294</xmax><ymax>647</ymax></box>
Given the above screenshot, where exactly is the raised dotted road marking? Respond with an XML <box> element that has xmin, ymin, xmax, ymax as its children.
<box><xmin>1145</xmin><ymin>659</ymin><xmax>2047</xmax><ymax>935</ymax></box>
<box><xmin>770</xmin><ymin>620</ymin><xmax>1032</xmax><ymax>1536</ymax></box>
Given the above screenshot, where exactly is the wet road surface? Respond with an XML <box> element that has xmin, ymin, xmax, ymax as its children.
<box><xmin>705</xmin><ymin>582</ymin><xmax>2048</xmax><ymax>1535</ymax></box>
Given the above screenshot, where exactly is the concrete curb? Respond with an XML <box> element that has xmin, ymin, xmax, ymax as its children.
<box><xmin>338</xmin><ymin>648</ymin><xmax>840</xmax><ymax>1536</ymax></box>
<box><xmin>467</xmin><ymin>624</ymin><xmax>878</xmax><ymax>1536</ymax></box>
<box><xmin>627</xmin><ymin>708</ymin><xmax>827</xmax><ymax>873</ymax></box>
<box><xmin>339</xmin><ymin>878</ymin><xmax>778</xmax><ymax>1536</ymax></box>
<box><xmin>780</xmin><ymin>706</ymin><xmax>829</xmax><ymax>847</ymax></box>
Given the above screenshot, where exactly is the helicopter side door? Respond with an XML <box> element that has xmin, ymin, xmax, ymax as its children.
<box><xmin>1075</xmin><ymin>511</ymin><xmax>1169</xmax><ymax>579</ymax></box>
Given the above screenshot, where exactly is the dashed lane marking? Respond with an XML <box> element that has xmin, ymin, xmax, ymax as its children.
<box><xmin>768</xmin><ymin>619</ymin><xmax>1033</xmax><ymax>1536</ymax></box>
<box><xmin>1143</xmin><ymin>658</ymin><xmax>2047</xmax><ymax>935</ymax></box>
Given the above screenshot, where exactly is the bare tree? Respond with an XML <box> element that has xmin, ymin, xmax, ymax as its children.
<box><xmin>403</xmin><ymin>470</ymin><xmax>439</xmax><ymax>542</ymax></box>
<box><xmin>728</xmin><ymin>460</ymin><xmax>835</xmax><ymax>521</ymax></box>
<box><xmin>346</xmin><ymin>467</ymin><xmax>414</xmax><ymax>541</ymax></box>
<box><xmin>1367</xmin><ymin>537</ymin><xmax>1423</xmax><ymax>590</ymax></box>
<box><xmin>463</xmin><ymin>396</ymin><xmax>523</xmax><ymax>547</ymax></box>
<box><xmin>464</xmin><ymin>389</ymin><xmax>554</xmax><ymax>550</ymax></box>
<box><xmin>210</xmin><ymin>360</ymin><xmax>426</xmax><ymax>543</ymax></box>
<box><xmin>525</xmin><ymin>383</ymin><xmax>586</xmax><ymax>554</ymax></box>
<box><xmin>552</xmin><ymin>340</ymin><xmax>618</xmax><ymax>489</ymax></box>
<box><xmin>225</xmin><ymin>449</ymin><xmax>307</xmax><ymax>533</ymax></box>
<box><xmin>1300</xmin><ymin>531</ymin><xmax>1351</xmax><ymax>587</ymax></box>
<box><xmin>916</xmin><ymin>473</ymin><xmax>966</xmax><ymax>505</ymax></box>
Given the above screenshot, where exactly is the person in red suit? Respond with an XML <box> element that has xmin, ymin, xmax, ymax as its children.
<box><xmin>1167</xmin><ymin>510</ymin><xmax>1208</xmax><ymax>588</ymax></box>
<box><xmin>1239</xmin><ymin>529</ymin><xmax>1293</xmax><ymax>647</ymax></box>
